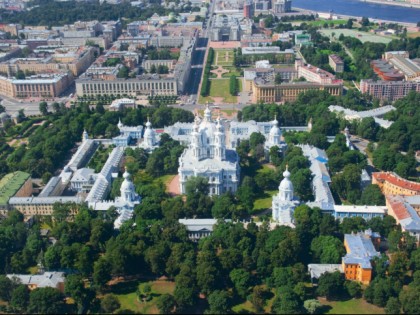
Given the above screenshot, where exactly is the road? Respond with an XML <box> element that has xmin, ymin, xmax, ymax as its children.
<box><xmin>182</xmin><ymin>0</ymin><xmax>216</xmax><ymax>104</ymax></box>
<box><xmin>1</xmin><ymin>94</ymin><xmax>74</xmax><ymax>116</ymax></box>
<box><xmin>349</xmin><ymin>135</ymin><xmax>377</xmax><ymax>174</ymax></box>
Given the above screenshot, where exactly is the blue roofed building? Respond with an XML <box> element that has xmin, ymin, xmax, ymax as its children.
<box><xmin>342</xmin><ymin>231</ymin><xmax>380</xmax><ymax>284</ymax></box>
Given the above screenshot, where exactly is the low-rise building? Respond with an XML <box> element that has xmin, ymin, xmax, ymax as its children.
<box><xmin>329</xmin><ymin>54</ymin><xmax>344</xmax><ymax>73</ymax></box>
<box><xmin>328</xmin><ymin>105</ymin><xmax>396</xmax><ymax>129</ymax></box>
<box><xmin>179</xmin><ymin>218</ymin><xmax>220</xmax><ymax>241</ymax></box>
<box><xmin>7</xmin><ymin>272</ymin><xmax>65</xmax><ymax>292</ymax></box>
<box><xmin>342</xmin><ymin>231</ymin><xmax>380</xmax><ymax>284</ymax></box>
<box><xmin>109</xmin><ymin>98</ymin><xmax>136</xmax><ymax>111</ymax></box>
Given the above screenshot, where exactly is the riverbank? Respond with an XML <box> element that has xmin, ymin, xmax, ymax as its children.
<box><xmin>293</xmin><ymin>7</ymin><xmax>417</xmax><ymax>27</ymax></box>
<box><xmin>292</xmin><ymin>0</ymin><xmax>420</xmax><ymax>23</ymax></box>
<box><xmin>360</xmin><ymin>0</ymin><xmax>420</xmax><ymax>9</ymax></box>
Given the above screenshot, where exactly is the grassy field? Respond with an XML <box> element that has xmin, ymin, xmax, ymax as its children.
<box><xmin>253</xmin><ymin>190</ymin><xmax>277</xmax><ymax>211</ymax></box>
<box><xmin>320</xmin><ymin>29</ymin><xmax>396</xmax><ymax>44</ymax></box>
<box><xmin>199</xmin><ymin>79</ymin><xmax>238</xmax><ymax>103</ymax></box>
<box><xmin>304</xmin><ymin>19</ymin><xmax>347</xmax><ymax>27</ymax></box>
<box><xmin>319</xmin><ymin>298</ymin><xmax>385</xmax><ymax>314</ymax></box>
<box><xmin>408</xmin><ymin>31</ymin><xmax>420</xmax><ymax>38</ymax></box>
<box><xmin>153</xmin><ymin>174</ymin><xmax>176</xmax><ymax>187</ymax></box>
<box><xmin>112</xmin><ymin>280</ymin><xmax>176</xmax><ymax>314</ymax></box>
<box><xmin>232</xmin><ymin>286</ymin><xmax>275</xmax><ymax>313</ymax></box>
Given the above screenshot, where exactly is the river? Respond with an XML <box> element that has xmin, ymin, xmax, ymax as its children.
<box><xmin>292</xmin><ymin>0</ymin><xmax>420</xmax><ymax>23</ymax></box>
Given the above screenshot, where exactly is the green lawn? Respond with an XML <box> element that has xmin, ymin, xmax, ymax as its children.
<box><xmin>319</xmin><ymin>298</ymin><xmax>385</xmax><ymax>314</ymax></box>
<box><xmin>311</xmin><ymin>19</ymin><xmax>347</xmax><ymax>27</ymax></box>
<box><xmin>153</xmin><ymin>174</ymin><xmax>176</xmax><ymax>186</ymax></box>
<box><xmin>112</xmin><ymin>280</ymin><xmax>175</xmax><ymax>314</ymax></box>
<box><xmin>253</xmin><ymin>190</ymin><xmax>277</xmax><ymax>211</ymax></box>
<box><xmin>221</xmin><ymin>67</ymin><xmax>242</xmax><ymax>78</ymax></box>
<box><xmin>232</xmin><ymin>286</ymin><xmax>275</xmax><ymax>313</ymax></box>
<box><xmin>199</xmin><ymin>79</ymin><xmax>238</xmax><ymax>103</ymax></box>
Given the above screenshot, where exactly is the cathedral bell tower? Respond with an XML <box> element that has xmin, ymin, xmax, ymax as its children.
<box><xmin>191</xmin><ymin>114</ymin><xmax>202</xmax><ymax>160</ymax></box>
<box><xmin>214</xmin><ymin>116</ymin><xmax>226</xmax><ymax>161</ymax></box>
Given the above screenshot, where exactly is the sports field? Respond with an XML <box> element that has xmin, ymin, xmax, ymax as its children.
<box><xmin>320</xmin><ymin>29</ymin><xmax>396</xmax><ymax>44</ymax></box>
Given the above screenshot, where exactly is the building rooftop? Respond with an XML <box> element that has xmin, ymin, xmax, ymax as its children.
<box><xmin>373</xmin><ymin>172</ymin><xmax>420</xmax><ymax>193</ymax></box>
<box><xmin>7</xmin><ymin>272</ymin><xmax>65</xmax><ymax>289</ymax></box>
<box><xmin>329</xmin><ymin>54</ymin><xmax>343</xmax><ymax>64</ymax></box>
<box><xmin>308</xmin><ymin>264</ymin><xmax>343</xmax><ymax>279</ymax></box>
<box><xmin>386</xmin><ymin>195</ymin><xmax>420</xmax><ymax>233</ymax></box>
<box><xmin>343</xmin><ymin>232</ymin><xmax>380</xmax><ymax>269</ymax></box>
<box><xmin>0</xmin><ymin>171</ymin><xmax>30</xmax><ymax>206</ymax></box>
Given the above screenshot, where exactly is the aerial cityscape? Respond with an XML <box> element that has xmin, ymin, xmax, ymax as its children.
<box><xmin>0</xmin><ymin>0</ymin><xmax>419</xmax><ymax>314</ymax></box>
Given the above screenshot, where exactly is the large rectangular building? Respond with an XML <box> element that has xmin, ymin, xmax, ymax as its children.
<box><xmin>251</xmin><ymin>80</ymin><xmax>342</xmax><ymax>103</ymax></box>
<box><xmin>0</xmin><ymin>73</ymin><xmax>72</xmax><ymax>98</ymax></box>
<box><xmin>360</xmin><ymin>79</ymin><xmax>420</xmax><ymax>102</ymax></box>
<box><xmin>75</xmin><ymin>75</ymin><xmax>178</xmax><ymax>97</ymax></box>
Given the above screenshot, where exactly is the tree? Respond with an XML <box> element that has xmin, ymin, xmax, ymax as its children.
<box><xmin>16</xmin><ymin>70</ymin><xmax>25</xmax><ymax>80</ymax></box>
<box><xmin>361</xmin><ymin>17</ymin><xmax>370</xmax><ymax>27</ymax></box>
<box><xmin>101</xmin><ymin>294</ymin><xmax>120</xmax><ymax>313</ymax></box>
<box><xmin>399</xmin><ymin>285</ymin><xmax>420</xmax><ymax>314</ymax></box>
<box><xmin>229</xmin><ymin>268</ymin><xmax>251</xmax><ymax>299</ymax></box>
<box><xmin>156</xmin><ymin>294</ymin><xmax>176</xmax><ymax>314</ymax></box>
<box><xmin>271</xmin><ymin>289</ymin><xmax>303</xmax><ymax>314</ymax></box>
<box><xmin>275</xmin><ymin>73</ymin><xmax>283</xmax><ymax>84</ymax></box>
<box><xmin>364</xmin><ymin>277</ymin><xmax>400</xmax><ymax>307</ymax></box>
<box><xmin>117</xmin><ymin>66</ymin><xmax>129</xmax><ymax>78</ymax></box>
<box><xmin>249</xmin><ymin>132</ymin><xmax>266</xmax><ymax>148</ymax></box>
<box><xmin>10</xmin><ymin>284</ymin><xmax>29</xmax><ymax>312</ymax></box>
<box><xmin>360</xmin><ymin>184</ymin><xmax>385</xmax><ymax>206</ymax></box>
<box><xmin>212</xmin><ymin>193</ymin><xmax>236</xmax><ymax>219</ymax></box>
<box><xmin>39</xmin><ymin>102</ymin><xmax>49</xmax><ymax>116</ymax></box>
<box><xmin>229</xmin><ymin>75</ymin><xmax>238</xmax><ymax>96</ymax></box>
<box><xmin>150</xmin><ymin>65</ymin><xmax>157</xmax><ymax>74</ymax></box>
<box><xmin>385</xmin><ymin>297</ymin><xmax>401</xmax><ymax>314</ymax></box>
<box><xmin>0</xmin><ymin>275</ymin><xmax>14</xmax><ymax>301</ymax></box>
<box><xmin>205</xmin><ymin>290</ymin><xmax>230</xmax><ymax>315</ymax></box>
<box><xmin>316</xmin><ymin>271</ymin><xmax>345</xmax><ymax>301</ymax></box>
<box><xmin>304</xmin><ymin>299</ymin><xmax>322</xmax><ymax>314</ymax></box>
<box><xmin>93</xmin><ymin>257</ymin><xmax>112</xmax><ymax>290</ymax></box>
<box><xmin>311</xmin><ymin>236</ymin><xmax>345</xmax><ymax>264</ymax></box>
<box><xmin>185</xmin><ymin>176</ymin><xmax>209</xmax><ymax>195</ymax></box>
<box><xmin>345</xmin><ymin>281</ymin><xmax>362</xmax><ymax>298</ymax></box>
<box><xmin>250</xmin><ymin>285</ymin><xmax>268</xmax><ymax>313</ymax></box>
<box><xmin>65</xmin><ymin>274</ymin><xmax>94</xmax><ymax>312</ymax></box>
<box><xmin>28</xmin><ymin>287</ymin><xmax>65</xmax><ymax>314</ymax></box>
<box><xmin>174</xmin><ymin>265</ymin><xmax>197</xmax><ymax>310</ymax></box>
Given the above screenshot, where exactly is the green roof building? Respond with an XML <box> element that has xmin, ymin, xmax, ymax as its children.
<box><xmin>0</xmin><ymin>171</ymin><xmax>32</xmax><ymax>210</ymax></box>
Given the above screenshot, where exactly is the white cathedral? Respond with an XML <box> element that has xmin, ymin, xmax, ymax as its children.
<box><xmin>178</xmin><ymin>105</ymin><xmax>240</xmax><ymax>195</ymax></box>
<box><xmin>272</xmin><ymin>166</ymin><xmax>300</xmax><ymax>226</ymax></box>
<box><xmin>139</xmin><ymin>117</ymin><xmax>159</xmax><ymax>151</ymax></box>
